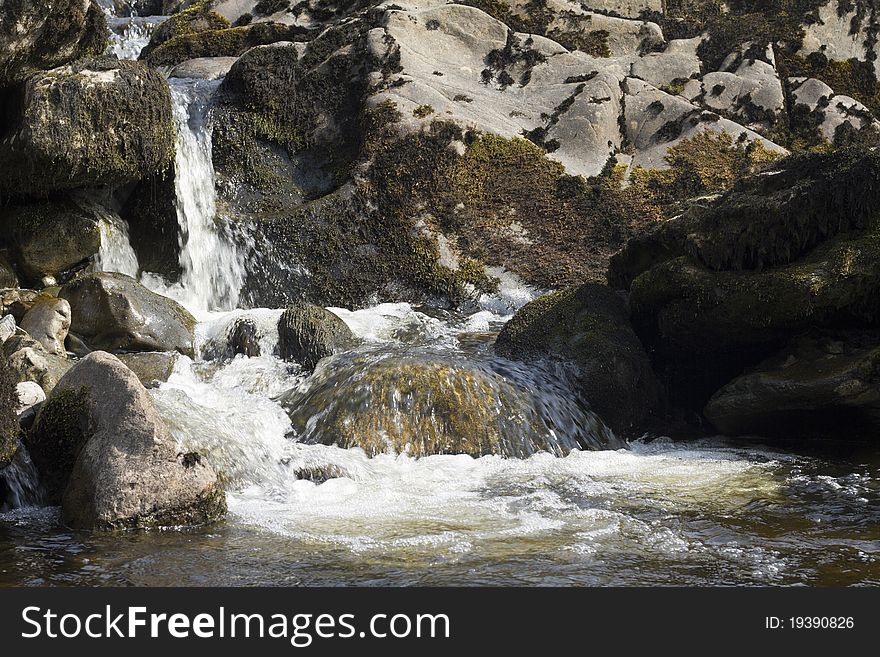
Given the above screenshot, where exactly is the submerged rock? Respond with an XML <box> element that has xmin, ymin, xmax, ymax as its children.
<box><xmin>60</xmin><ymin>272</ymin><xmax>197</xmax><ymax>356</ymax></box>
<box><xmin>704</xmin><ymin>333</ymin><xmax>880</xmax><ymax>441</ymax></box>
<box><xmin>27</xmin><ymin>352</ymin><xmax>225</xmax><ymax>528</ymax></box>
<box><xmin>495</xmin><ymin>284</ymin><xmax>659</xmax><ymax>436</ymax></box>
<box><xmin>0</xmin><ymin>198</ymin><xmax>103</xmax><ymax>286</ymax></box>
<box><xmin>277</xmin><ymin>304</ymin><xmax>357</xmax><ymax>370</ymax></box>
<box><xmin>0</xmin><ymin>58</ymin><xmax>174</xmax><ymax>194</ymax></box>
<box><xmin>279</xmin><ymin>351</ymin><xmax>622</xmax><ymax>458</ymax></box>
<box><xmin>20</xmin><ymin>297</ymin><xmax>71</xmax><ymax>356</ymax></box>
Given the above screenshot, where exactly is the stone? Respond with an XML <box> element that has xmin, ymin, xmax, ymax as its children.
<box><xmin>170</xmin><ymin>56</ymin><xmax>239</xmax><ymax>80</ymax></box>
<box><xmin>27</xmin><ymin>352</ymin><xmax>225</xmax><ymax>528</ymax></box>
<box><xmin>277</xmin><ymin>304</ymin><xmax>357</xmax><ymax>370</ymax></box>
<box><xmin>15</xmin><ymin>381</ymin><xmax>45</xmax><ymax>415</ymax></box>
<box><xmin>19</xmin><ymin>297</ymin><xmax>72</xmax><ymax>356</ymax></box>
<box><xmin>60</xmin><ymin>272</ymin><xmax>197</xmax><ymax>356</ymax></box>
<box><xmin>116</xmin><ymin>351</ymin><xmax>178</xmax><ymax>387</ymax></box>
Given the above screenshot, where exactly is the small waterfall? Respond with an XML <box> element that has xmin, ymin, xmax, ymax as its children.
<box><xmin>95</xmin><ymin>211</ymin><xmax>140</xmax><ymax>278</ymax></box>
<box><xmin>98</xmin><ymin>0</ymin><xmax>165</xmax><ymax>60</ymax></box>
<box><xmin>164</xmin><ymin>79</ymin><xmax>247</xmax><ymax>314</ymax></box>
<box><xmin>0</xmin><ymin>445</ymin><xmax>45</xmax><ymax>512</ymax></box>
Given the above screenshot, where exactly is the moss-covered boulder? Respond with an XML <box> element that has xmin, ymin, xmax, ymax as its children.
<box><xmin>704</xmin><ymin>332</ymin><xmax>880</xmax><ymax>441</ymax></box>
<box><xmin>27</xmin><ymin>351</ymin><xmax>225</xmax><ymax>528</ymax></box>
<box><xmin>279</xmin><ymin>350</ymin><xmax>622</xmax><ymax>457</ymax></box>
<box><xmin>0</xmin><ymin>0</ymin><xmax>108</xmax><ymax>85</ymax></box>
<box><xmin>0</xmin><ymin>58</ymin><xmax>174</xmax><ymax>194</ymax></box>
<box><xmin>0</xmin><ymin>356</ymin><xmax>19</xmax><ymax>468</ymax></box>
<box><xmin>277</xmin><ymin>303</ymin><xmax>357</xmax><ymax>370</ymax></box>
<box><xmin>495</xmin><ymin>284</ymin><xmax>659</xmax><ymax>436</ymax></box>
<box><xmin>139</xmin><ymin>0</ymin><xmax>230</xmax><ymax>61</ymax></box>
<box><xmin>0</xmin><ymin>198</ymin><xmax>103</xmax><ymax>286</ymax></box>
<box><xmin>60</xmin><ymin>272</ymin><xmax>197</xmax><ymax>356</ymax></box>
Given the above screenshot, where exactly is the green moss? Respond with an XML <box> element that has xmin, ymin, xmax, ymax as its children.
<box><xmin>27</xmin><ymin>386</ymin><xmax>91</xmax><ymax>504</ymax></box>
<box><xmin>780</xmin><ymin>52</ymin><xmax>880</xmax><ymax>116</ymax></box>
<box><xmin>140</xmin><ymin>0</ymin><xmax>230</xmax><ymax>60</ymax></box>
<box><xmin>413</xmin><ymin>104</ymin><xmax>435</xmax><ymax>118</ymax></box>
<box><xmin>0</xmin><ymin>357</ymin><xmax>19</xmax><ymax>467</ymax></box>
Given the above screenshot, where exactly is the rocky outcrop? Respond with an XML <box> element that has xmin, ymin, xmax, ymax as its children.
<box><xmin>0</xmin><ymin>58</ymin><xmax>174</xmax><ymax>194</ymax></box>
<box><xmin>277</xmin><ymin>303</ymin><xmax>357</xmax><ymax>370</ymax></box>
<box><xmin>60</xmin><ymin>272</ymin><xmax>197</xmax><ymax>356</ymax></box>
<box><xmin>495</xmin><ymin>284</ymin><xmax>659</xmax><ymax>436</ymax></box>
<box><xmin>0</xmin><ymin>198</ymin><xmax>103</xmax><ymax>287</ymax></box>
<box><xmin>27</xmin><ymin>352</ymin><xmax>225</xmax><ymax>528</ymax></box>
<box><xmin>0</xmin><ymin>0</ymin><xmax>108</xmax><ymax>85</ymax></box>
<box><xmin>20</xmin><ymin>297</ymin><xmax>71</xmax><ymax>356</ymax></box>
<box><xmin>704</xmin><ymin>332</ymin><xmax>880</xmax><ymax>440</ymax></box>
<box><xmin>279</xmin><ymin>351</ymin><xmax>622</xmax><ymax>457</ymax></box>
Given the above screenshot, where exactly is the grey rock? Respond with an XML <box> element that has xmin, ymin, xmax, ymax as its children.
<box><xmin>28</xmin><ymin>351</ymin><xmax>225</xmax><ymax>528</ymax></box>
<box><xmin>15</xmin><ymin>381</ymin><xmax>45</xmax><ymax>415</ymax></box>
<box><xmin>20</xmin><ymin>297</ymin><xmax>72</xmax><ymax>356</ymax></box>
<box><xmin>60</xmin><ymin>272</ymin><xmax>197</xmax><ymax>357</ymax></box>
<box><xmin>0</xmin><ymin>314</ymin><xmax>16</xmax><ymax>344</ymax></box>
<box><xmin>171</xmin><ymin>56</ymin><xmax>240</xmax><ymax>80</ymax></box>
<box><xmin>278</xmin><ymin>303</ymin><xmax>357</xmax><ymax>370</ymax></box>
<box><xmin>116</xmin><ymin>351</ymin><xmax>178</xmax><ymax>387</ymax></box>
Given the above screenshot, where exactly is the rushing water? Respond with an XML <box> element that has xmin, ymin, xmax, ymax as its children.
<box><xmin>1</xmin><ymin>6</ymin><xmax>878</xmax><ymax>587</ymax></box>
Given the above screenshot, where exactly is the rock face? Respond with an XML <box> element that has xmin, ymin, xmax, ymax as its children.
<box><xmin>704</xmin><ymin>333</ymin><xmax>880</xmax><ymax>440</ymax></box>
<box><xmin>0</xmin><ymin>198</ymin><xmax>103</xmax><ymax>286</ymax></box>
<box><xmin>27</xmin><ymin>352</ymin><xmax>225</xmax><ymax>528</ymax></box>
<box><xmin>279</xmin><ymin>351</ymin><xmax>622</xmax><ymax>457</ymax></box>
<box><xmin>20</xmin><ymin>297</ymin><xmax>72</xmax><ymax>356</ymax></box>
<box><xmin>277</xmin><ymin>304</ymin><xmax>357</xmax><ymax>370</ymax></box>
<box><xmin>0</xmin><ymin>58</ymin><xmax>174</xmax><ymax>194</ymax></box>
<box><xmin>0</xmin><ymin>0</ymin><xmax>108</xmax><ymax>84</ymax></box>
<box><xmin>610</xmin><ymin>148</ymin><xmax>880</xmax><ymax>415</ymax></box>
<box><xmin>495</xmin><ymin>284</ymin><xmax>659</xmax><ymax>436</ymax></box>
<box><xmin>60</xmin><ymin>272</ymin><xmax>197</xmax><ymax>356</ymax></box>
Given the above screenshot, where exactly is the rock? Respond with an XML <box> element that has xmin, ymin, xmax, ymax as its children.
<box><xmin>15</xmin><ymin>381</ymin><xmax>45</xmax><ymax>414</ymax></box>
<box><xmin>790</xmin><ymin>77</ymin><xmax>880</xmax><ymax>145</ymax></box>
<box><xmin>495</xmin><ymin>284</ymin><xmax>659</xmax><ymax>435</ymax></box>
<box><xmin>0</xmin><ymin>314</ymin><xmax>16</xmax><ymax>344</ymax></box>
<box><xmin>630</xmin><ymin>37</ymin><xmax>702</xmax><ymax>90</ymax></box>
<box><xmin>60</xmin><ymin>272</ymin><xmax>197</xmax><ymax>356</ymax></box>
<box><xmin>704</xmin><ymin>333</ymin><xmax>880</xmax><ymax>440</ymax></box>
<box><xmin>0</xmin><ymin>198</ymin><xmax>103</xmax><ymax>286</ymax></box>
<box><xmin>19</xmin><ymin>297</ymin><xmax>72</xmax><ymax>356</ymax></box>
<box><xmin>27</xmin><ymin>352</ymin><xmax>225</xmax><ymax>528</ymax></box>
<box><xmin>279</xmin><ymin>351</ymin><xmax>622</xmax><ymax>457</ymax></box>
<box><xmin>0</xmin><ymin>58</ymin><xmax>174</xmax><ymax>194</ymax></box>
<box><xmin>3</xmin><ymin>330</ymin><xmax>73</xmax><ymax>393</ymax></box>
<box><xmin>0</xmin><ymin>0</ymin><xmax>108</xmax><ymax>85</ymax></box>
<box><xmin>0</xmin><ymin>357</ymin><xmax>19</xmax><ymax>467</ymax></box>
<box><xmin>277</xmin><ymin>303</ymin><xmax>356</xmax><ymax>370</ymax></box>
<box><xmin>0</xmin><ymin>289</ymin><xmax>39</xmax><ymax>323</ymax></box>
<box><xmin>139</xmin><ymin>0</ymin><xmax>230</xmax><ymax>61</ymax></box>
<box><xmin>0</xmin><ymin>253</ymin><xmax>17</xmax><ymax>288</ymax></box>
<box><xmin>170</xmin><ymin>56</ymin><xmax>239</xmax><ymax>80</ymax></box>
<box><xmin>116</xmin><ymin>352</ymin><xmax>178</xmax><ymax>387</ymax></box>
<box><xmin>228</xmin><ymin>318</ymin><xmax>260</xmax><ymax>358</ymax></box>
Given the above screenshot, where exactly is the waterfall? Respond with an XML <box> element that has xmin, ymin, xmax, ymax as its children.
<box><xmin>98</xmin><ymin>0</ymin><xmax>165</xmax><ymax>61</ymax></box>
<box><xmin>160</xmin><ymin>79</ymin><xmax>247</xmax><ymax>314</ymax></box>
<box><xmin>95</xmin><ymin>210</ymin><xmax>140</xmax><ymax>278</ymax></box>
<box><xmin>0</xmin><ymin>445</ymin><xmax>45</xmax><ymax>512</ymax></box>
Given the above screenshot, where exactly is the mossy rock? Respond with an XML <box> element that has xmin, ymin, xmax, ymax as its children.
<box><xmin>0</xmin><ymin>0</ymin><xmax>108</xmax><ymax>85</ymax></box>
<box><xmin>277</xmin><ymin>303</ymin><xmax>357</xmax><ymax>370</ymax></box>
<box><xmin>610</xmin><ymin>148</ymin><xmax>880</xmax><ymax>289</ymax></box>
<box><xmin>0</xmin><ymin>197</ymin><xmax>102</xmax><ymax>286</ymax></box>
<box><xmin>139</xmin><ymin>0</ymin><xmax>230</xmax><ymax>61</ymax></box>
<box><xmin>496</xmin><ymin>284</ymin><xmax>660</xmax><ymax>436</ymax></box>
<box><xmin>629</xmin><ymin>231</ymin><xmax>880</xmax><ymax>408</ymax></box>
<box><xmin>0</xmin><ymin>356</ymin><xmax>20</xmax><ymax>468</ymax></box>
<box><xmin>0</xmin><ymin>58</ymin><xmax>174</xmax><ymax>194</ymax></box>
<box><xmin>279</xmin><ymin>351</ymin><xmax>620</xmax><ymax>457</ymax></box>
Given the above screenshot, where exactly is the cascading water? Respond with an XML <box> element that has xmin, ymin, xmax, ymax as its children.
<box><xmin>94</xmin><ymin>208</ymin><xmax>140</xmax><ymax>278</ymax></box>
<box><xmin>97</xmin><ymin>0</ymin><xmax>165</xmax><ymax>60</ymax></box>
<box><xmin>144</xmin><ymin>79</ymin><xmax>248</xmax><ymax>314</ymax></box>
<box><xmin>0</xmin><ymin>445</ymin><xmax>45</xmax><ymax>512</ymax></box>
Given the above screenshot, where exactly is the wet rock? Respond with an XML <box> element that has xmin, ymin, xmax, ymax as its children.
<box><xmin>0</xmin><ymin>198</ymin><xmax>103</xmax><ymax>286</ymax></box>
<box><xmin>704</xmin><ymin>333</ymin><xmax>880</xmax><ymax>440</ymax></box>
<box><xmin>277</xmin><ymin>303</ymin><xmax>356</xmax><ymax>370</ymax></box>
<box><xmin>60</xmin><ymin>272</ymin><xmax>197</xmax><ymax>357</ymax></box>
<box><xmin>0</xmin><ymin>0</ymin><xmax>108</xmax><ymax>85</ymax></box>
<box><xmin>495</xmin><ymin>284</ymin><xmax>659</xmax><ymax>436</ymax></box>
<box><xmin>170</xmin><ymin>56</ymin><xmax>239</xmax><ymax>80</ymax></box>
<box><xmin>15</xmin><ymin>381</ymin><xmax>45</xmax><ymax>414</ymax></box>
<box><xmin>117</xmin><ymin>351</ymin><xmax>178</xmax><ymax>387</ymax></box>
<box><xmin>279</xmin><ymin>351</ymin><xmax>622</xmax><ymax>457</ymax></box>
<box><xmin>0</xmin><ymin>58</ymin><xmax>174</xmax><ymax>194</ymax></box>
<box><xmin>229</xmin><ymin>318</ymin><xmax>261</xmax><ymax>358</ymax></box>
<box><xmin>20</xmin><ymin>297</ymin><xmax>72</xmax><ymax>356</ymax></box>
<box><xmin>27</xmin><ymin>351</ymin><xmax>225</xmax><ymax>528</ymax></box>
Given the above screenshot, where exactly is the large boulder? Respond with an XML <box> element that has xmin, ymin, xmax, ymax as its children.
<box><xmin>27</xmin><ymin>351</ymin><xmax>225</xmax><ymax>528</ymax></box>
<box><xmin>0</xmin><ymin>0</ymin><xmax>108</xmax><ymax>85</ymax></box>
<box><xmin>704</xmin><ymin>332</ymin><xmax>880</xmax><ymax>440</ymax></box>
<box><xmin>60</xmin><ymin>272</ymin><xmax>197</xmax><ymax>356</ymax></box>
<box><xmin>277</xmin><ymin>303</ymin><xmax>357</xmax><ymax>370</ymax></box>
<box><xmin>0</xmin><ymin>58</ymin><xmax>174</xmax><ymax>194</ymax></box>
<box><xmin>20</xmin><ymin>297</ymin><xmax>71</xmax><ymax>356</ymax></box>
<box><xmin>279</xmin><ymin>351</ymin><xmax>622</xmax><ymax>457</ymax></box>
<box><xmin>0</xmin><ymin>198</ymin><xmax>103</xmax><ymax>286</ymax></box>
<box><xmin>495</xmin><ymin>284</ymin><xmax>659</xmax><ymax>436</ymax></box>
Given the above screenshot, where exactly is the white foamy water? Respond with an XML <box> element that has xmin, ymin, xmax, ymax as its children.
<box><xmin>95</xmin><ymin>212</ymin><xmax>140</xmax><ymax>278</ymax></box>
<box><xmin>143</xmin><ymin>80</ymin><xmax>248</xmax><ymax>316</ymax></box>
